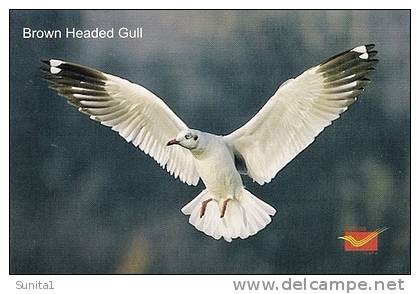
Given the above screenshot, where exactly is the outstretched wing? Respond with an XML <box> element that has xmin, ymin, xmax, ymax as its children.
<box><xmin>42</xmin><ymin>59</ymin><xmax>200</xmax><ymax>186</ymax></box>
<box><xmin>224</xmin><ymin>44</ymin><xmax>378</xmax><ymax>185</ymax></box>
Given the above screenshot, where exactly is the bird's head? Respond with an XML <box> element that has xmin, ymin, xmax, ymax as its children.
<box><xmin>167</xmin><ymin>129</ymin><xmax>200</xmax><ymax>150</ymax></box>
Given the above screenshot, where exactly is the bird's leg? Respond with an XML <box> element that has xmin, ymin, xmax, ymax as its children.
<box><xmin>220</xmin><ymin>199</ymin><xmax>230</xmax><ymax>218</ymax></box>
<box><xmin>200</xmin><ymin>199</ymin><xmax>213</xmax><ymax>218</ymax></box>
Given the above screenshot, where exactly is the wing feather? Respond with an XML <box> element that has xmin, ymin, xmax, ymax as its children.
<box><xmin>42</xmin><ymin>59</ymin><xmax>200</xmax><ymax>186</ymax></box>
<box><xmin>224</xmin><ymin>44</ymin><xmax>377</xmax><ymax>185</ymax></box>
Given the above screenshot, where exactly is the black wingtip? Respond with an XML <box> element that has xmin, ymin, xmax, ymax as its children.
<box><xmin>39</xmin><ymin>66</ymin><xmax>51</xmax><ymax>74</ymax></box>
<box><xmin>41</xmin><ymin>59</ymin><xmax>51</xmax><ymax>66</ymax></box>
<box><xmin>366</xmin><ymin>44</ymin><xmax>375</xmax><ymax>50</ymax></box>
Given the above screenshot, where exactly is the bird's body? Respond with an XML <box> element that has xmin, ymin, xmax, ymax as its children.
<box><xmin>42</xmin><ymin>44</ymin><xmax>378</xmax><ymax>242</ymax></box>
<box><xmin>190</xmin><ymin>132</ymin><xmax>242</xmax><ymax>201</ymax></box>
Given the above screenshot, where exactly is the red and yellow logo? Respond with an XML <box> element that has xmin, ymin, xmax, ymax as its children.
<box><xmin>338</xmin><ymin>227</ymin><xmax>388</xmax><ymax>251</ymax></box>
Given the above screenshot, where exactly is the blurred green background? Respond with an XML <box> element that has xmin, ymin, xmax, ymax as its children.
<box><xmin>10</xmin><ymin>10</ymin><xmax>410</xmax><ymax>274</ymax></box>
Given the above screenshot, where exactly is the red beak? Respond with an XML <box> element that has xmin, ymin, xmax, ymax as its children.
<box><xmin>166</xmin><ymin>139</ymin><xmax>179</xmax><ymax>146</ymax></box>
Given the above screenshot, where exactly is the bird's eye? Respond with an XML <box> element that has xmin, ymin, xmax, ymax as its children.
<box><xmin>193</xmin><ymin>135</ymin><xmax>198</xmax><ymax>141</ymax></box>
<box><xmin>185</xmin><ymin>134</ymin><xmax>192</xmax><ymax>140</ymax></box>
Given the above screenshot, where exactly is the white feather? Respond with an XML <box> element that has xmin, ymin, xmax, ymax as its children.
<box><xmin>182</xmin><ymin>188</ymin><xmax>275</xmax><ymax>242</ymax></box>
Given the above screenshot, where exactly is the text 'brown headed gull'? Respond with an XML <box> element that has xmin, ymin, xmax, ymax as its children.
<box><xmin>42</xmin><ymin>44</ymin><xmax>378</xmax><ymax>242</ymax></box>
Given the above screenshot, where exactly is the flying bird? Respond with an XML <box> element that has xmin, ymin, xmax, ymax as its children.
<box><xmin>42</xmin><ymin>44</ymin><xmax>377</xmax><ymax>242</ymax></box>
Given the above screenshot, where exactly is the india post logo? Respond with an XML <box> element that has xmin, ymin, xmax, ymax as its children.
<box><xmin>338</xmin><ymin>227</ymin><xmax>388</xmax><ymax>251</ymax></box>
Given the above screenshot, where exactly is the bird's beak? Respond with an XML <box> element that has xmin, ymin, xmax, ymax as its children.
<box><xmin>166</xmin><ymin>139</ymin><xmax>179</xmax><ymax>146</ymax></box>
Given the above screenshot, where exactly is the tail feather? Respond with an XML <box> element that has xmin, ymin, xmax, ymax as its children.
<box><xmin>181</xmin><ymin>188</ymin><xmax>276</xmax><ymax>242</ymax></box>
<box><xmin>181</xmin><ymin>189</ymin><xmax>208</xmax><ymax>214</ymax></box>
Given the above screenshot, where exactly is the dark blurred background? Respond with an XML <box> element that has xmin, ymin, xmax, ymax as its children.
<box><xmin>10</xmin><ymin>10</ymin><xmax>410</xmax><ymax>274</ymax></box>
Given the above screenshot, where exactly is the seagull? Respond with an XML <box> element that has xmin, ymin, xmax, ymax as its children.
<box><xmin>42</xmin><ymin>44</ymin><xmax>377</xmax><ymax>242</ymax></box>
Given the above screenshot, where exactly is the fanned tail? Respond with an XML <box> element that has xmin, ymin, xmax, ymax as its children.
<box><xmin>181</xmin><ymin>188</ymin><xmax>276</xmax><ymax>242</ymax></box>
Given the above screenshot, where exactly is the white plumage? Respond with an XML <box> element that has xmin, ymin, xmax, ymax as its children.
<box><xmin>42</xmin><ymin>44</ymin><xmax>377</xmax><ymax>241</ymax></box>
